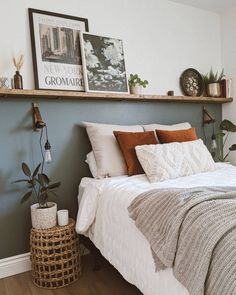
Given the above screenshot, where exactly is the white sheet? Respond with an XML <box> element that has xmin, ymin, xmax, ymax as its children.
<box><xmin>76</xmin><ymin>163</ymin><xmax>236</xmax><ymax>295</ymax></box>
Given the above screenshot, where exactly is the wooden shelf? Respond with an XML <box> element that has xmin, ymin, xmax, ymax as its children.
<box><xmin>0</xmin><ymin>88</ymin><xmax>233</xmax><ymax>104</ymax></box>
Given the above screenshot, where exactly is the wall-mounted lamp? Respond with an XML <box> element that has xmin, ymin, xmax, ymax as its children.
<box><xmin>203</xmin><ymin>107</ymin><xmax>215</xmax><ymax>125</ymax></box>
<box><xmin>32</xmin><ymin>103</ymin><xmax>46</xmax><ymax>130</ymax></box>
<box><xmin>32</xmin><ymin>103</ymin><xmax>52</xmax><ymax>164</ymax></box>
<box><xmin>202</xmin><ymin>107</ymin><xmax>217</xmax><ymax>153</ymax></box>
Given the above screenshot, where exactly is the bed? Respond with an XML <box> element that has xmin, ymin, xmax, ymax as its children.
<box><xmin>76</xmin><ymin>162</ymin><xmax>236</xmax><ymax>295</ymax></box>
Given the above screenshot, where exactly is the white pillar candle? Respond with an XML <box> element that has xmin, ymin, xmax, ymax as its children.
<box><xmin>57</xmin><ymin>209</ymin><xmax>69</xmax><ymax>226</ymax></box>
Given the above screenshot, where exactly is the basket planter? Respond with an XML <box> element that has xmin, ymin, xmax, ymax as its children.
<box><xmin>31</xmin><ymin>202</ymin><xmax>57</xmax><ymax>229</ymax></box>
<box><xmin>30</xmin><ymin>219</ymin><xmax>80</xmax><ymax>289</ymax></box>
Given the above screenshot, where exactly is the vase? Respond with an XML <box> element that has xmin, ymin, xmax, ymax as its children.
<box><xmin>207</xmin><ymin>83</ymin><xmax>221</xmax><ymax>97</ymax></box>
<box><xmin>31</xmin><ymin>202</ymin><xmax>57</xmax><ymax>229</ymax></box>
<box><xmin>14</xmin><ymin>71</ymin><xmax>23</xmax><ymax>89</ymax></box>
<box><xmin>130</xmin><ymin>85</ymin><xmax>143</xmax><ymax>95</ymax></box>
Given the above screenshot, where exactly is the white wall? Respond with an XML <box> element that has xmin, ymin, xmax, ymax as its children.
<box><xmin>221</xmin><ymin>5</ymin><xmax>236</xmax><ymax>164</ymax></box>
<box><xmin>0</xmin><ymin>0</ymin><xmax>221</xmax><ymax>95</ymax></box>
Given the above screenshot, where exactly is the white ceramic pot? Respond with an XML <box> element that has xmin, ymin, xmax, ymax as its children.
<box><xmin>207</xmin><ymin>83</ymin><xmax>221</xmax><ymax>97</ymax></box>
<box><xmin>130</xmin><ymin>85</ymin><xmax>143</xmax><ymax>95</ymax></box>
<box><xmin>31</xmin><ymin>202</ymin><xmax>57</xmax><ymax>229</ymax></box>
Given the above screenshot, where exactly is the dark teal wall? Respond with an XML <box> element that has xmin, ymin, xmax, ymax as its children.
<box><xmin>0</xmin><ymin>99</ymin><xmax>222</xmax><ymax>258</ymax></box>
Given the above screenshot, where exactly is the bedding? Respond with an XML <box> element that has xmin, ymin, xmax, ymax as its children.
<box><xmin>83</xmin><ymin>122</ymin><xmax>192</xmax><ymax>178</ymax></box>
<box><xmin>83</xmin><ymin>122</ymin><xmax>143</xmax><ymax>178</ymax></box>
<box><xmin>113</xmin><ymin>131</ymin><xmax>157</xmax><ymax>176</ymax></box>
<box><xmin>129</xmin><ymin>186</ymin><xmax>236</xmax><ymax>295</ymax></box>
<box><xmin>135</xmin><ymin>139</ymin><xmax>216</xmax><ymax>182</ymax></box>
<box><xmin>156</xmin><ymin>127</ymin><xmax>198</xmax><ymax>143</ymax></box>
<box><xmin>76</xmin><ymin>163</ymin><xmax>236</xmax><ymax>295</ymax></box>
<box><xmin>85</xmin><ymin>151</ymin><xmax>98</xmax><ymax>178</ymax></box>
<box><xmin>142</xmin><ymin>122</ymin><xmax>191</xmax><ymax>133</ymax></box>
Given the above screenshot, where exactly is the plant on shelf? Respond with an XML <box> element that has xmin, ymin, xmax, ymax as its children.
<box><xmin>203</xmin><ymin>68</ymin><xmax>225</xmax><ymax>97</ymax></box>
<box><xmin>128</xmin><ymin>74</ymin><xmax>149</xmax><ymax>95</ymax></box>
<box><xmin>13</xmin><ymin>162</ymin><xmax>61</xmax><ymax>229</ymax></box>
<box><xmin>215</xmin><ymin>119</ymin><xmax>236</xmax><ymax>162</ymax></box>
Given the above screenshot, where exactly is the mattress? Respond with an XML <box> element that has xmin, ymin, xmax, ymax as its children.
<box><xmin>76</xmin><ymin>163</ymin><xmax>236</xmax><ymax>295</ymax></box>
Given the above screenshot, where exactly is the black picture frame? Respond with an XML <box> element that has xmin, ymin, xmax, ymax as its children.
<box><xmin>28</xmin><ymin>8</ymin><xmax>89</xmax><ymax>91</ymax></box>
<box><xmin>80</xmin><ymin>32</ymin><xmax>129</xmax><ymax>94</ymax></box>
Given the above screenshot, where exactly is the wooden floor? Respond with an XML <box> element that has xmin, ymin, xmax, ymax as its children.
<box><xmin>0</xmin><ymin>255</ymin><xmax>142</xmax><ymax>295</ymax></box>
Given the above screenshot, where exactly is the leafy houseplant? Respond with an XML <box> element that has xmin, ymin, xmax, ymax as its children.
<box><xmin>203</xmin><ymin>68</ymin><xmax>225</xmax><ymax>97</ymax></box>
<box><xmin>128</xmin><ymin>74</ymin><xmax>149</xmax><ymax>95</ymax></box>
<box><xmin>215</xmin><ymin>119</ymin><xmax>236</xmax><ymax>162</ymax></box>
<box><xmin>13</xmin><ymin>162</ymin><xmax>61</xmax><ymax>229</ymax></box>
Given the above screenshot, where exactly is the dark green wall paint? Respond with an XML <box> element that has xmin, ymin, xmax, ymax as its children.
<box><xmin>0</xmin><ymin>99</ymin><xmax>221</xmax><ymax>258</ymax></box>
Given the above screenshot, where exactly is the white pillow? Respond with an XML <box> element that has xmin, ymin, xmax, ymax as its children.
<box><xmin>83</xmin><ymin>122</ymin><xmax>143</xmax><ymax>178</ymax></box>
<box><xmin>135</xmin><ymin>139</ymin><xmax>216</xmax><ymax>183</ymax></box>
<box><xmin>142</xmin><ymin>122</ymin><xmax>191</xmax><ymax>132</ymax></box>
<box><xmin>85</xmin><ymin>151</ymin><xmax>99</xmax><ymax>178</ymax></box>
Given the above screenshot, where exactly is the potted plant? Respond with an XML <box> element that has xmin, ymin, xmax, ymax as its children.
<box><xmin>215</xmin><ymin>119</ymin><xmax>236</xmax><ymax>162</ymax></box>
<box><xmin>13</xmin><ymin>162</ymin><xmax>61</xmax><ymax>229</ymax></box>
<box><xmin>128</xmin><ymin>74</ymin><xmax>149</xmax><ymax>95</ymax></box>
<box><xmin>203</xmin><ymin>68</ymin><xmax>225</xmax><ymax>97</ymax></box>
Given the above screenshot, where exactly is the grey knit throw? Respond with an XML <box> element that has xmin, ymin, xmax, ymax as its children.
<box><xmin>128</xmin><ymin>187</ymin><xmax>236</xmax><ymax>295</ymax></box>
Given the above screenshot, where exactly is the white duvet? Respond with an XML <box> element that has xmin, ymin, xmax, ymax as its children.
<box><xmin>76</xmin><ymin>163</ymin><xmax>236</xmax><ymax>295</ymax></box>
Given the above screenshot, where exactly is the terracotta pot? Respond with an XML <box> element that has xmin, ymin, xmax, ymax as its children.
<box><xmin>207</xmin><ymin>83</ymin><xmax>221</xmax><ymax>97</ymax></box>
<box><xmin>31</xmin><ymin>202</ymin><xmax>57</xmax><ymax>229</ymax></box>
<box><xmin>130</xmin><ymin>85</ymin><xmax>143</xmax><ymax>95</ymax></box>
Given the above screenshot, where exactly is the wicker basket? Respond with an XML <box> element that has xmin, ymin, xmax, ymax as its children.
<box><xmin>30</xmin><ymin>218</ymin><xmax>81</xmax><ymax>289</ymax></box>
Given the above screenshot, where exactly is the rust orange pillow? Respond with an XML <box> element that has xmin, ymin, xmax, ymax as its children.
<box><xmin>156</xmin><ymin>128</ymin><xmax>198</xmax><ymax>143</ymax></box>
<box><xmin>113</xmin><ymin>131</ymin><xmax>158</xmax><ymax>176</ymax></box>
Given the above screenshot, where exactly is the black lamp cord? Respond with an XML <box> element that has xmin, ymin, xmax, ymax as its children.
<box><xmin>39</xmin><ymin>125</ymin><xmax>49</xmax><ymax>173</ymax></box>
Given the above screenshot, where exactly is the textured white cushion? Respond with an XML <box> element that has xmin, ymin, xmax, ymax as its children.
<box><xmin>85</xmin><ymin>151</ymin><xmax>99</xmax><ymax>178</ymax></box>
<box><xmin>142</xmin><ymin>122</ymin><xmax>191</xmax><ymax>132</ymax></box>
<box><xmin>135</xmin><ymin>139</ymin><xmax>216</xmax><ymax>183</ymax></box>
<box><xmin>83</xmin><ymin>122</ymin><xmax>143</xmax><ymax>177</ymax></box>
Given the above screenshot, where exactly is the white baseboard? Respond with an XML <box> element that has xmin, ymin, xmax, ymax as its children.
<box><xmin>0</xmin><ymin>253</ymin><xmax>31</xmax><ymax>279</ymax></box>
<box><xmin>0</xmin><ymin>246</ymin><xmax>88</xmax><ymax>279</ymax></box>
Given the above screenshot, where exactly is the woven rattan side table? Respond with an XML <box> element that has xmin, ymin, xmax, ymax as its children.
<box><xmin>30</xmin><ymin>218</ymin><xmax>81</xmax><ymax>289</ymax></box>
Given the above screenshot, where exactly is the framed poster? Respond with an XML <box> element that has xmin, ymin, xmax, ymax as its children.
<box><xmin>80</xmin><ymin>32</ymin><xmax>129</xmax><ymax>93</ymax></box>
<box><xmin>28</xmin><ymin>8</ymin><xmax>89</xmax><ymax>91</ymax></box>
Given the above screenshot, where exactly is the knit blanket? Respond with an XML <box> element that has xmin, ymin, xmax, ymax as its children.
<box><xmin>128</xmin><ymin>187</ymin><xmax>236</xmax><ymax>295</ymax></box>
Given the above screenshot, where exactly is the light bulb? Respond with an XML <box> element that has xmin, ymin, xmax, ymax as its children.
<box><xmin>211</xmin><ymin>139</ymin><xmax>217</xmax><ymax>150</ymax></box>
<box><xmin>44</xmin><ymin>149</ymin><xmax>52</xmax><ymax>163</ymax></box>
<box><xmin>211</xmin><ymin>134</ymin><xmax>217</xmax><ymax>150</ymax></box>
<box><xmin>44</xmin><ymin>140</ymin><xmax>52</xmax><ymax>163</ymax></box>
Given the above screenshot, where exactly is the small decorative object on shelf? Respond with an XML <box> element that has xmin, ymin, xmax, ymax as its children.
<box><xmin>180</xmin><ymin>68</ymin><xmax>204</xmax><ymax>97</ymax></box>
<box><xmin>167</xmin><ymin>90</ymin><xmax>174</xmax><ymax>96</ymax></box>
<box><xmin>220</xmin><ymin>78</ymin><xmax>232</xmax><ymax>98</ymax></box>
<box><xmin>57</xmin><ymin>209</ymin><xmax>69</xmax><ymax>226</ymax></box>
<box><xmin>0</xmin><ymin>77</ymin><xmax>13</xmax><ymax>89</ymax></box>
<box><xmin>203</xmin><ymin>68</ymin><xmax>225</xmax><ymax>97</ymax></box>
<box><xmin>30</xmin><ymin>218</ymin><xmax>81</xmax><ymax>289</ymax></box>
<box><xmin>13</xmin><ymin>54</ymin><xmax>24</xmax><ymax>89</ymax></box>
<box><xmin>128</xmin><ymin>74</ymin><xmax>149</xmax><ymax>95</ymax></box>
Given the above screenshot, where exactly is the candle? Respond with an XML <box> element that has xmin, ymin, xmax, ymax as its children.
<box><xmin>57</xmin><ymin>209</ymin><xmax>69</xmax><ymax>226</ymax></box>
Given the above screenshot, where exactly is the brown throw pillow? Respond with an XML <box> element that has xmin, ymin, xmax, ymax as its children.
<box><xmin>156</xmin><ymin>128</ymin><xmax>198</xmax><ymax>143</ymax></box>
<box><xmin>113</xmin><ymin>131</ymin><xmax>158</xmax><ymax>176</ymax></box>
